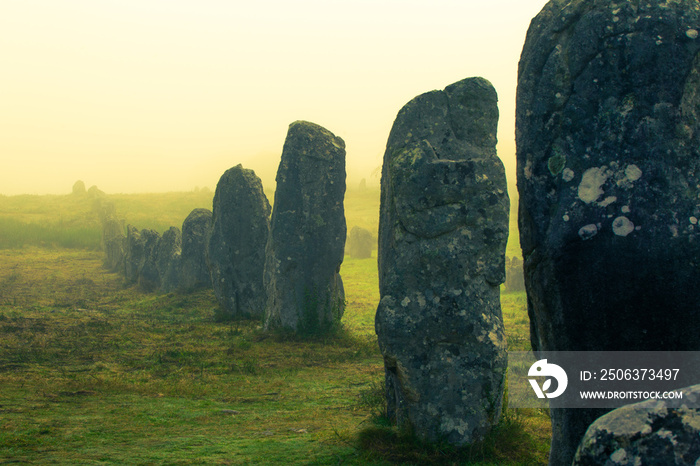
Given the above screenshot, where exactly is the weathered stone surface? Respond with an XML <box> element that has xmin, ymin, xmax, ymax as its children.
<box><xmin>264</xmin><ymin>121</ymin><xmax>346</xmax><ymax>334</ymax></box>
<box><xmin>156</xmin><ymin>226</ymin><xmax>181</xmax><ymax>293</ymax></box>
<box><xmin>102</xmin><ymin>215</ymin><xmax>125</xmax><ymax>272</ymax></box>
<box><xmin>180</xmin><ymin>208</ymin><xmax>212</xmax><ymax>291</ymax></box>
<box><xmin>208</xmin><ymin>165</ymin><xmax>270</xmax><ymax>318</ymax></box>
<box><xmin>137</xmin><ymin>229</ymin><xmax>161</xmax><ymax>292</ymax></box>
<box><xmin>517</xmin><ymin>1</ymin><xmax>700</xmax><ymax>463</ymax></box>
<box><xmin>573</xmin><ymin>384</ymin><xmax>700</xmax><ymax>465</ymax></box>
<box><xmin>376</xmin><ymin>77</ymin><xmax>509</xmax><ymax>446</ymax></box>
<box><xmin>124</xmin><ymin>225</ymin><xmax>144</xmax><ymax>284</ymax></box>
<box><xmin>346</xmin><ymin>226</ymin><xmax>374</xmax><ymax>259</ymax></box>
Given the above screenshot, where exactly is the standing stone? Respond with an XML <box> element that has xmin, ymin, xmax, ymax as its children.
<box><xmin>102</xmin><ymin>215</ymin><xmax>125</xmax><ymax>272</ymax></box>
<box><xmin>180</xmin><ymin>208</ymin><xmax>212</xmax><ymax>291</ymax></box>
<box><xmin>156</xmin><ymin>226</ymin><xmax>181</xmax><ymax>293</ymax></box>
<box><xmin>208</xmin><ymin>165</ymin><xmax>270</xmax><ymax>318</ymax></box>
<box><xmin>504</xmin><ymin>256</ymin><xmax>525</xmax><ymax>293</ymax></box>
<box><xmin>264</xmin><ymin>121</ymin><xmax>347</xmax><ymax>334</ymax></box>
<box><xmin>137</xmin><ymin>229</ymin><xmax>161</xmax><ymax>292</ymax></box>
<box><xmin>72</xmin><ymin>180</ymin><xmax>86</xmax><ymax>195</ymax></box>
<box><xmin>573</xmin><ymin>384</ymin><xmax>700</xmax><ymax>465</ymax></box>
<box><xmin>517</xmin><ymin>1</ymin><xmax>700</xmax><ymax>464</ymax></box>
<box><xmin>87</xmin><ymin>185</ymin><xmax>105</xmax><ymax>199</ymax></box>
<box><xmin>376</xmin><ymin>77</ymin><xmax>509</xmax><ymax>446</ymax></box>
<box><xmin>124</xmin><ymin>225</ymin><xmax>145</xmax><ymax>284</ymax></box>
<box><xmin>347</xmin><ymin>226</ymin><xmax>374</xmax><ymax>259</ymax></box>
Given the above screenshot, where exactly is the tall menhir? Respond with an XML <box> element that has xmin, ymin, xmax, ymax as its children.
<box><xmin>264</xmin><ymin>121</ymin><xmax>347</xmax><ymax>335</ymax></box>
<box><xmin>376</xmin><ymin>77</ymin><xmax>509</xmax><ymax>446</ymax></box>
<box><xmin>516</xmin><ymin>0</ymin><xmax>700</xmax><ymax>464</ymax></box>
<box><xmin>208</xmin><ymin>164</ymin><xmax>270</xmax><ymax>319</ymax></box>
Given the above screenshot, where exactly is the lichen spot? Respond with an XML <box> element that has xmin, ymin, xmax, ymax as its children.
<box><xmin>610</xmin><ymin>449</ymin><xmax>627</xmax><ymax>463</ymax></box>
<box><xmin>613</xmin><ymin>216</ymin><xmax>635</xmax><ymax>237</ymax></box>
<box><xmin>687</xmin><ymin>29</ymin><xmax>699</xmax><ymax>39</ymax></box>
<box><xmin>401</xmin><ymin>297</ymin><xmax>411</xmax><ymax>308</ymax></box>
<box><xmin>579</xmin><ymin>224</ymin><xmax>598</xmax><ymax>240</ymax></box>
<box><xmin>622</xmin><ymin>205</ymin><xmax>631</xmax><ymax>214</ymax></box>
<box><xmin>691</xmin><ymin>217</ymin><xmax>698</xmax><ymax>225</ymax></box>
<box><xmin>625</xmin><ymin>164</ymin><xmax>642</xmax><ymax>182</ymax></box>
<box><xmin>578</xmin><ymin>167</ymin><xmax>609</xmax><ymax>204</ymax></box>
<box><xmin>562</xmin><ymin>168</ymin><xmax>575</xmax><ymax>182</ymax></box>
<box><xmin>563</xmin><ymin>214</ymin><xmax>570</xmax><ymax>222</ymax></box>
<box><xmin>599</xmin><ymin>196</ymin><xmax>617</xmax><ymax>207</ymax></box>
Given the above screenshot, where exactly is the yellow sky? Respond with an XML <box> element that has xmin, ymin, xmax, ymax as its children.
<box><xmin>1</xmin><ymin>0</ymin><xmax>549</xmax><ymax>195</ymax></box>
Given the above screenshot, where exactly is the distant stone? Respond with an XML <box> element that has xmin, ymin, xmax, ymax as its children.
<box><xmin>376</xmin><ymin>77</ymin><xmax>509</xmax><ymax>446</ymax></box>
<box><xmin>346</xmin><ymin>226</ymin><xmax>373</xmax><ymax>259</ymax></box>
<box><xmin>156</xmin><ymin>226</ymin><xmax>181</xmax><ymax>293</ymax></box>
<box><xmin>72</xmin><ymin>180</ymin><xmax>86</xmax><ymax>195</ymax></box>
<box><xmin>504</xmin><ymin>256</ymin><xmax>525</xmax><ymax>292</ymax></box>
<box><xmin>573</xmin><ymin>384</ymin><xmax>700</xmax><ymax>465</ymax></box>
<box><xmin>359</xmin><ymin>178</ymin><xmax>367</xmax><ymax>191</ymax></box>
<box><xmin>94</xmin><ymin>199</ymin><xmax>116</xmax><ymax>223</ymax></box>
<box><xmin>264</xmin><ymin>121</ymin><xmax>347</xmax><ymax>334</ymax></box>
<box><xmin>87</xmin><ymin>185</ymin><xmax>105</xmax><ymax>199</ymax></box>
<box><xmin>517</xmin><ymin>1</ymin><xmax>700</xmax><ymax>463</ymax></box>
<box><xmin>208</xmin><ymin>165</ymin><xmax>270</xmax><ymax>318</ymax></box>
<box><xmin>137</xmin><ymin>229</ymin><xmax>161</xmax><ymax>292</ymax></box>
<box><xmin>124</xmin><ymin>225</ymin><xmax>145</xmax><ymax>284</ymax></box>
<box><xmin>180</xmin><ymin>208</ymin><xmax>213</xmax><ymax>291</ymax></box>
<box><xmin>102</xmin><ymin>215</ymin><xmax>125</xmax><ymax>272</ymax></box>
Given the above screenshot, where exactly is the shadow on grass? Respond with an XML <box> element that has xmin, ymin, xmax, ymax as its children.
<box><xmin>354</xmin><ymin>378</ymin><xmax>548</xmax><ymax>465</ymax></box>
<box><xmin>356</xmin><ymin>410</ymin><xmax>546</xmax><ymax>466</ymax></box>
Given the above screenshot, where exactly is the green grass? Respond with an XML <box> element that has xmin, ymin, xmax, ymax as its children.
<box><xmin>0</xmin><ymin>187</ymin><xmax>548</xmax><ymax>465</ymax></box>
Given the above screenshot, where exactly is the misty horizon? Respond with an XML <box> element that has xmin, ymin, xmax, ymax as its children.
<box><xmin>1</xmin><ymin>1</ymin><xmax>545</xmax><ymax>196</ymax></box>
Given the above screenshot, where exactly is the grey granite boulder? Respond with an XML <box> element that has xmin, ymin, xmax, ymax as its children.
<box><xmin>180</xmin><ymin>208</ymin><xmax>212</xmax><ymax>291</ymax></box>
<box><xmin>573</xmin><ymin>384</ymin><xmax>700</xmax><ymax>465</ymax></box>
<box><xmin>156</xmin><ymin>226</ymin><xmax>181</xmax><ymax>293</ymax></box>
<box><xmin>72</xmin><ymin>180</ymin><xmax>86</xmax><ymax>195</ymax></box>
<box><xmin>347</xmin><ymin>226</ymin><xmax>373</xmax><ymax>259</ymax></box>
<box><xmin>208</xmin><ymin>165</ymin><xmax>270</xmax><ymax>318</ymax></box>
<box><xmin>264</xmin><ymin>121</ymin><xmax>347</xmax><ymax>334</ymax></box>
<box><xmin>376</xmin><ymin>77</ymin><xmax>509</xmax><ymax>446</ymax></box>
<box><xmin>102</xmin><ymin>215</ymin><xmax>125</xmax><ymax>272</ymax></box>
<box><xmin>504</xmin><ymin>256</ymin><xmax>525</xmax><ymax>293</ymax></box>
<box><xmin>137</xmin><ymin>229</ymin><xmax>161</xmax><ymax>292</ymax></box>
<box><xmin>517</xmin><ymin>1</ymin><xmax>700</xmax><ymax>463</ymax></box>
<box><xmin>124</xmin><ymin>225</ymin><xmax>144</xmax><ymax>284</ymax></box>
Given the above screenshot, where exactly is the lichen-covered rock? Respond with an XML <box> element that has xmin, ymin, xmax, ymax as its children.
<box><xmin>124</xmin><ymin>225</ymin><xmax>144</xmax><ymax>284</ymax></box>
<box><xmin>137</xmin><ymin>229</ymin><xmax>161</xmax><ymax>292</ymax></box>
<box><xmin>264</xmin><ymin>121</ymin><xmax>346</xmax><ymax>334</ymax></box>
<box><xmin>517</xmin><ymin>1</ymin><xmax>700</xmax><ymax>463</ymax></box>
<box><xmin>573</xmin><ymin>384</ymin><xmax>700</xmax><ymax>465</ymax></box>
<box><xmin>102</xmin><ymin>215</ymin><xmax>125</xmax><ymax>272</ymax></box>
<box><xmin>180</xmin><ymin>208</ymin><xmax>212</xmax><ymax>291</ymax></box>
<box><xmin>347</xmin><ymin>226</ymin><xmax>374</xmax><ymax>259</ymax></box>
<box><xmin>156</xmin><ymin>226</ymin><xmax>181</xmax><ymax>293</ymax></box>
<box><xmin>376</xmin><ymin>77</ymin><xmax>509</xmax><ymax>446</ymax></box>
<box><xmin>208</xmin><ymin>165</ymin><xmax>270</xmax><ymax>318</ymax></box>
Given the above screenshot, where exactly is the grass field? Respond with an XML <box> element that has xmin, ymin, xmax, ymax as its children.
<box><xmin>0</xmin><ymin>187</ymin><xmax>547</xmax><ymax>465</ymax></box>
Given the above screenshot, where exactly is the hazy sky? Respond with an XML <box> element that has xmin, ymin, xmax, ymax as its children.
<box><xmin>1</xmin><ymin>0</ymin><xmax>549</xmax><ymax>195</ymax></box>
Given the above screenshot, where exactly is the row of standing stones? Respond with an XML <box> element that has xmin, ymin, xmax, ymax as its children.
<box><xmin>92</xmin><ymin>0</ymin><xmax>700</xmax><ymax>460</ymax></box>
<box><xmin>97</xmin><ymin>120</ymin><xmax>349</xmax><ymax>334</ymax></box>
